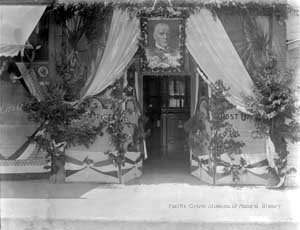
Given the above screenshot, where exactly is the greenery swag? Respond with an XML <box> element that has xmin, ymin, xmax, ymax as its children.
<box><xmin>54</xmin><ymin>0</ymin><xmax>296</xmax><ymax>21</ymax></box>
<box><xmin>22</xmin><ymin>4</ymin><xmax>138</xmax><ymax>182</ymax></box>
<box><xmin>23</xmin><ymin>75</ymin><xmax>139</xmax><ymax>183</ymax></box>
<box><xmin>18</xmin><ymin>2</ymin><xmax>299</xmax><ymax>186</ymax></box>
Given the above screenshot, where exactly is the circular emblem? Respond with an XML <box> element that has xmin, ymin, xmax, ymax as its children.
<box><xmin>37</xmin><ymin>65</ymin><xmax>48</xmax><ymax>78</ymax></box>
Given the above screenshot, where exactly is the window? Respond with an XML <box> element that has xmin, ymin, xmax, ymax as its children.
<box><xmin>161</xmin><ymin>76</ymin><xmax>189</xmax><ymax>109</ymax></box>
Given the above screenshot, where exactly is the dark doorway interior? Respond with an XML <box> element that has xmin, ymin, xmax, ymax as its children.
<box><xmin>143</xmin><ymin>75</ymin><xmax>190</xmax><ymax>162</ymax></box>
<box><xmin>128</xmin><ymin>75</ymin><xmax>203</xmax><ymax>184</ymax></box>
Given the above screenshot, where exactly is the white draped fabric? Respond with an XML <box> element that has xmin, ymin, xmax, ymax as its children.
<box><xmin>186</xmin><ymin>9</ymin><xmax>255</xmax><ymax>113</ymax></box>
<box><xmin>81</xmin><ymin>9</ymin><xmax>140</xmax><ymax>98</ymax></box>
<box><xmin>0</xmin><ymin>5</ymin><xmax>46</xmax><ymax>57</ymax></box>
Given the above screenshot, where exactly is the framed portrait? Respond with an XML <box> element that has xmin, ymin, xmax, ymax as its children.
<box><xmin>140</xmin><ymin>17</ymin><xmax>185</xmax><ymax>73</ymax></box>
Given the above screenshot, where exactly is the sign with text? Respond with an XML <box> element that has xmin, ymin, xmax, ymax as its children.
<box><xmin>223</xmin><ymin>108</ymin><xmax>265</xmax><ymax>155</ymax></box>
<box><xmin>0</xmin><ymin>78</ymin><xmax>37</xmax><ymax>157</ymax></box>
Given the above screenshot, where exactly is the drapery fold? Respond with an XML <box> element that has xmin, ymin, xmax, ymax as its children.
<box><xmin>81</xmin><ymin>9</ymin><xmax>140</xmax><ymax>98</ymax></box>
<box><xmin>186</xmin><ymin>9</ymin><xmax>255</xmax><ymax>113</ymax></box>
<box><xmin>0</xmin><ymin>5</ymin><xmax>46</xmax><ymax>57</ymax></box>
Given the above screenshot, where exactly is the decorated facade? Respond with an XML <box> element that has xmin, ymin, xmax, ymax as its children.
<box><xmin>0</xmin><ymin>0</ymin><xmax>299</xmax><ymax>187</ymax></box>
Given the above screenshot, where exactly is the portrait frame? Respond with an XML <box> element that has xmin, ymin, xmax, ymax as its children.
<box><xmin>140</xmin><ymin>15</ymin><xmax>185</xmax><ymax>73</ymax></box>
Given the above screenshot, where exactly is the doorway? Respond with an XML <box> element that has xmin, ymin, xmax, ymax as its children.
<box><xmin>127</xmin><ymin>74</ymin><xmax>204</xmax><ymax>185</ymax></box>
<box><xmin>143</xmin><ymin>75</ymin><xmax>190</xmax><ymax>167</ymax></box>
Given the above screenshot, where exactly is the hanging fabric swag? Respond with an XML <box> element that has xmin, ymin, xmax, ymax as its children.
<box><xmin>186</xmin><ymin>9</ymin><xmax>255</xmax><ymax>113</ymax></box>
<box><xmin>0</xmin><ymin>5</ymin><xmax>46</xmax><ymax>57</ymax></box>
<box><xmin>81</xmin><ymin>9</ymin><xmax>140</xmax><ymax>98</ymax></box>
<box><xmin>0</xmin><ymin>6</ymin><xmax>47</xmax><ymax>161</ymax></box>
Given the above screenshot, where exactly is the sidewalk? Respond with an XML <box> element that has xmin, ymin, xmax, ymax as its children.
<box><xmin>1</xmin><ymin>181</ymin><xmax>299</xmax><ymax>230</ymax></box>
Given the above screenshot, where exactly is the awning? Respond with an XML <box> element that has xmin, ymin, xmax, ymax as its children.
<box><xmin>0</xmin><ymin>5</ymin><xmax>47</xmax><ymax>57</ymax></box>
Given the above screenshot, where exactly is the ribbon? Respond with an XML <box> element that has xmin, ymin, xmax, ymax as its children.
<box><xmin>192</xmin><ymin>153</ymin><xmax>269</xmax><ymax>176</ymax></box>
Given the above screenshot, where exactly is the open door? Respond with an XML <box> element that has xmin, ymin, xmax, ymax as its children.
<box><xmin>143</xmin><ymin>75</ymin><xmax>190</xmax><ymax>162</ymax></box>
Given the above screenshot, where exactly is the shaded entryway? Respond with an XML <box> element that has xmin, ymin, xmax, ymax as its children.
<box><xmin>130</xmin><ymin>75</ymin><xmax>203</xmax><ymax>184</ymax></box>
<box><xmin>127</xmin><ymin>152</ymin><xmax>204</xmax><ymax>185</ymax></box>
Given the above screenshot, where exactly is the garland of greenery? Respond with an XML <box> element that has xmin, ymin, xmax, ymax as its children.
<box><xmin>22</xmin><ymin>2</ymin><xmax>143</xmax><ymax>183</ymax></box>
<box><xmin>50</xmin><ymin>0</ymin><xmax>300</xmax><ymax>25</ymax></box>
<box><xmin>92</xmin><ymin>78</ymin><xmax>142</xmax><ymax>183</ymax></box>
<box><xmin>22</xmin><ymin>74</ymin><xmax>141</xmax><ymax>183</ymax></box>
<box><xmin>19</xmin><ymin>1</ymin><xmax>299</xmax><ymax>186</ymax></box>
<box><xmin>21</xmin><ymin>4</ymin><xmax>110</xmax><ymax>182</ymax></box>
<box><xmin>53</xmin><ymin>0</ymin><xmax>296</xmax><ymax>20</ymax></box>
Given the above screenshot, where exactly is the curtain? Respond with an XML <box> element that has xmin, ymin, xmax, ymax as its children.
<box><xmin>0</xmin><ymin>5</ymin><xmax>46</xmax><ymax>57</ymax></box>
<box><xmin>186</xmin><ymin>9</ymin><xmax>255</xmax><ymax>113</ymax></box>
<box><xmin>0</xmin><ymin>6</ymin><xmax>46</xmax><ymax>160</ymax></box>
<box><xmin>81</xmin><ymin>9</ymin><xmax>140</xmax><ymax>98</ymax></box>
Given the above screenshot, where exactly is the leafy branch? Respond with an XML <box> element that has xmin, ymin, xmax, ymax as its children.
<box><xmin>244</xmin><ymin>56</ymin><xmax>300</xmax><ymax>184</ymax></box>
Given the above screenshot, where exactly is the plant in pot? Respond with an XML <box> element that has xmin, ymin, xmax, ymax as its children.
<box><xmin>101</xmin><ymin>79</ymin><xmax>136</xmax><ymax>184</ymax></box>
<box><xmin>208</xmin><ymin>80</ymin><xmax>245</xmax><ymax>184</ymax></box>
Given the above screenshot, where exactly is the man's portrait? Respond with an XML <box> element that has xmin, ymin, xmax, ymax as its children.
<box><xmin>144</xmin><ymin>19</ymin><xmax>183</xmax><ymax>70</ymax></box>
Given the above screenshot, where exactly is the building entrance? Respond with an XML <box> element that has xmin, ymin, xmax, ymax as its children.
<box><xmin>143</xmin><ymin>75</ymin><xmax>190</xmax><ymax>161</ymax></box>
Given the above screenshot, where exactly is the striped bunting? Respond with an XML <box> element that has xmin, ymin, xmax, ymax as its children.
<box><xmin>191</xmin><ymin>153</ymin><xmax>271</xmax><ymax>185</ymax></box>
<box><xmin>65</xmin><ymin>152</ymin><xmax>143</xmax><ymax>182</ymax></box>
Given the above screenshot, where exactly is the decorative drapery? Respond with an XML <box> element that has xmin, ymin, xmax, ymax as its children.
<box><xmin>186</xmin><ymin>9</ymin><xmax>255</xmax><ymax>113</ymax></box>
<box><xmin>0</xmin><ymin>5</ymin><xmax>46</xmax><ymax>57</ymax></box>
<box><xmin>0</xmin><ymin>6</ymin><xmax>46</xmax><ymax>165</ymax></box>
<box><xmin>81</xmin><ymin>9</ymin><xmax>140</xmax><ymax>98</ymax></box>
<box><xmin>187</xmin><ymin>10</ymin><xmax>279</xmax><ymax>182</ymax></box>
